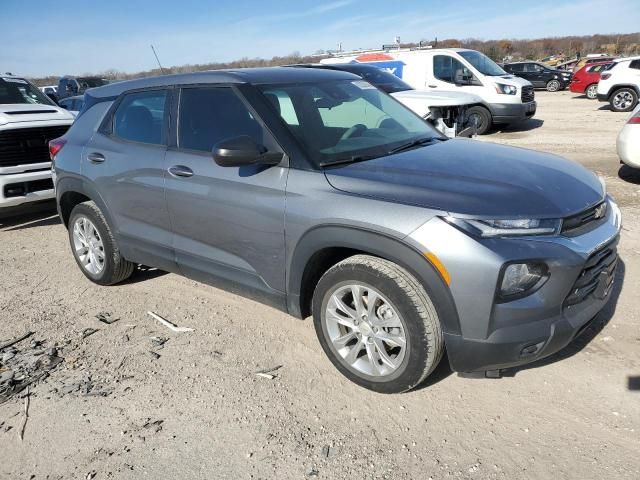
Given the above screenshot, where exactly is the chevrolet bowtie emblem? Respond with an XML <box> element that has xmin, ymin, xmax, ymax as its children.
<box><xmin>594</xmin><ymin>203</ymin><xmax>607</xmax><ymax>219</ymax></box>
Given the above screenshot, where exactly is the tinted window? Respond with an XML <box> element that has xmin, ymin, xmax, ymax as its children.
<box><xmin>630</xmin><ymin>60</ymin><xmax>640</xmax><ymax>70</ymax></box>
<box><xmin>178</xmin><ymin>87</ymin><xmax>271</xmax><ymax>153</ymax></box>
<box><xmin>113</xmin><ymin>90</ymin><xmax>167</xmax><ymax>145</ymax></box>
<box><xmin>0</xmin><ymin>77</ymin><xmax>55</xmax><ymax>105</ymax></box>
<box><xmin>523</xmin><ymin>63</ymin><xmax>543</xmax><ymax>73</ymax></box>
<box><xmin>434</xmin><ymin>55</ymin><xmax>468</xmax><ymax>83</ymax></box>
<box><xmin>506</xmin><ymin>64</ymin><xmax>524</xmax><ymax>73</ymax></box>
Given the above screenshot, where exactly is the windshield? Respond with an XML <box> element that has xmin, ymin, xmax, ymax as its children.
<box><xmin>0</xmin><ymin>77</ymin><xmax>55</xmax><ymax>105</ymax></box>
<box><xmin>330</xmin><ymin>65</ymin><xmax>413</xmax><ymax>93</ymax></box>
<box><xmin>77</xmin><ymin>77</ymin><xmax>108</xmax><ymax>88</ymax></box>
<box><xmin>260</xmin><ymin>79</ymin><xmax>440</xmax><ymax>167</ymax></box>
<box><xmin>458</xmin><ymin>51</ymin><xmax>506</xmax><ymax>76</ymax></box>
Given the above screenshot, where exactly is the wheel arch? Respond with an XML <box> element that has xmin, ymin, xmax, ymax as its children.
<box><xmin>287</xmin><ymin>225</ymin><xmax>462</xmax><ymax>336</ymax></box>
<box><xmin>56</xmin><ymin>177</ymin><xmax>116</xmax><ymax>232</ymax></box>
<box><xmin>608</xmin><ymin>84</ymin><xmax>640</xmax><ymax>99</ymax></box>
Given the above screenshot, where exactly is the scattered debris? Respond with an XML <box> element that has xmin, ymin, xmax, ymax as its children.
<box><xmin>96</xmin><ymin>312</ymin><xmax>119</xmax><ymax>325</ymax></box>
<box><xmin>322</xmin><ymin>445</ymin><xmax>330</xmax><ymax>459</ymax></box>
<box><xmin>86</xmin><ymin>471</ymin><xmax>97</xmax><ymax>479</ymax></box>
<box><xmin>82</xmin><ymin>328</ymin><xmax>99</xmax><ymax>339</ymax></box>
<box><xmin>148</xmin><ymin>351</ymin><xmax>161</xmax><ymax>360</ymax></box>
<box><xmin>0</xmin><ymin>338</ymin><xmax>63</xmax><ymax>404</ymax></box>
<box><xmin>306</xmin><ymin>467</ymin><xmax>320</xmax><ymax>477</ymax></box>
<box><xmin>255</xmin><ymin>365</ymin><xmax>282</xmax><ymax>380</ymax></box>
<box><xmin>0</xmin><ymin>331</ymin><xmax>34</xmax><ymax>351</ymax></box>
<box><xmin>147</xmin><ymin>311</ymin><xmax>194</xmax><ymax>333</ymax></box>
<box><xmin>150</xmin><ymin>336</ymin><xmax>169</xmax><ymax>349</ymax></box>
<box><xmin>142</xmin><ymin>418</ymin><xmax>164</xmax><ymax>433</ymax></box>
<box><xmin>18</xmin><ymin>387</ymin><xmax>30</xmax><ymax>442</ymax></box>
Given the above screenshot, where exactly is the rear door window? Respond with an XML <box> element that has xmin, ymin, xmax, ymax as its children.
<box><xmin>630</xmin><ymin>60</ymin><xmax>640</xmax><ymax>70</ymax></box>
<box><xmin>113</xmin><ymin>90</ymin><xmax>168</xmax><ymax>145</ymax></box>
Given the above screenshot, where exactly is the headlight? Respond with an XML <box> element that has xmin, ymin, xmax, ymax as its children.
<box><xmin>495</xmin><ymin>83</ymin><xmax>517</xmax><ymax>95</ymax></box>
<box><xmin>499</xmin><ymin>262</ymin><xmax>548</xmax><ymax>299</ymax></box>
<box><xmin>444</xmin><ymin>217</ymin><xmax>561</xmax><ymax>237</ymax></box>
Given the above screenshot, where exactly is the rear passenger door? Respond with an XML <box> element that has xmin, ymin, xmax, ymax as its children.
<box><xmin>164</xmin><ymin>85</ymin><xmax>288</xmax><ymax>306</ymax></box>
<box><xmin>85</xmin><ymin>88</ymin><xmax>176</xmax><ymax>272</ymax></box>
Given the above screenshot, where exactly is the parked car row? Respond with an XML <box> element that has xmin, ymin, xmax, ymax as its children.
<box><xmin>502</xmin><ymin>61</ymin><xmax>573</xmax><ymax>92</ymax></box>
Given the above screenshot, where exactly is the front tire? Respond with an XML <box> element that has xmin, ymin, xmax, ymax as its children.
<box><xmin>546</xmin><ymin>79</ymin><xmax>561</xmax><ymax>92</ymax></box>
<box><xmin>610</xmin><ymin>88</ymin><xmax>638</xmax><ymax>112</ymax></box>
<box><xmin>68</xmin><ymin>201</ymin><xmax>135</xmax><ymax>285</ymax></box>
<box><xmin>312</xmin><ymin>255</ymin><xmax>444</xmax><ymax>393</ymax></box>
<box><xmin>585</xmin><ymin>84</ymin><xmax>598</xmax><ymax>99</ymax></box>
<box><xmin>465</xmin><ymin>106</ymin><xmax>492</xmax><ymax>135</ymax></box>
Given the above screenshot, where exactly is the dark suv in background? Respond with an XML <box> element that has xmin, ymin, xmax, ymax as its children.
<box><xmin>51</xmin><ymin>68</ymin><xmax>620</xmax><ymax>393</ymax></box>
<box><xmin>503</xmin><ymin>62</ymin><xmax>573</xmax><ymax>92</ymax></box>
<box><xmin>56</xmin><ymin>76</ymin><xmax>109</xmax><ymax>101</ymax></box>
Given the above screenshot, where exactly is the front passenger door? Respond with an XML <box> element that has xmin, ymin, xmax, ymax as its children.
<box><xmin>164</xmin><ymin>86</ymin><xmax>288</xmax><ymax>307</ymax></box>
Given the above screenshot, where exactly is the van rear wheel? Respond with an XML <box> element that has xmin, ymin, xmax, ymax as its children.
<box><xmin>312</xmin><ymin>255</ymin><xmax>444</xmax><ymax>393</ymax></box>
<box><xmin>465</xmin><ymin>106</ymin><xmax>492</xmax><ymax>135</ymax></box>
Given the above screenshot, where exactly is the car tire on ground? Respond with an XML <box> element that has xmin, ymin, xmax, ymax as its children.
<box><xmin>610</xmin><ymin>88</ymin><xmax>638</xmax><ymax>112</ymax></box>
<box><xmin>312</xmin><ymin>254</ymin><xmax>444</xmax><ymax>393</ymax></box>
<box><xmin>465</xmin><ymin>105</ymin><xmax>492</xmax><ymax>135</ymax></box>
<box><xmin>585</xmin><ymin>84</ymin><xmax>598</xmax><ymax>99</ymax></box>
<box><xmin>546</xmin><ymin>79</ymin><xmax>561</xmax><ymax>92</ymax></box>
<box><xmin>68</xmin><ymin>201</ymin><xmax>135</xmax><ymax>285</ymax></box>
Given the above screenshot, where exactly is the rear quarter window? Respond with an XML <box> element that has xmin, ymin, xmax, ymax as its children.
<box><xmin>112</xmin><ymin>90</ymin><xmax>168</xmax><ymax>145</ymax></box>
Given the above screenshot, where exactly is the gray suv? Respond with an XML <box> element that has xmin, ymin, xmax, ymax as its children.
<box><xmin>51</xmin><ymin>68</ymin><xmax>621</xmax><ymax>393</ymax></box>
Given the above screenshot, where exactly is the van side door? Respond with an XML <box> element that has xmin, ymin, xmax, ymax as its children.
<box><xmin>163</xmin><ymin>85</ymin><xmax>288</xmax><ymax>309</ymax></box>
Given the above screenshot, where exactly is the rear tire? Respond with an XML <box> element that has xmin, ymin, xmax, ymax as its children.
<box><xmin>68</xmin><ymin>201</ymin><xmax>135</xmax><ymax>285</ymax></box>
<box><xmin>465</xmin><ymin>106</ymin><xmax>492</xmax><ymax>135</ymax></box>
<box><xmin>546</xmin><ymin>79</ymin><xmax>561</xmax><ymax>92</ymax></box>
<box><xmin>312</xmin><ymin>255</ymin><xmax>444</xmax><ymax>393</ymax></box>
<box><xmin>610</xmin><ymin>88</ymin><xmax>638</xmax><ymax>112</ymax></box>
<box><xmin>585</xmin><ymin>84</ymin><xmax>598</xmax><ymax>99</ymax></box>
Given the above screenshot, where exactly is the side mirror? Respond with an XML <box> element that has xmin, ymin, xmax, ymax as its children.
<box><xmin>213</xmin><ymin>135</ymin><xmax>282</xmax><ymax>167</ymax></box>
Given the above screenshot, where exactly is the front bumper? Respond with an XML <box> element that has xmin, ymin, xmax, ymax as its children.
<box><xmin>0</xmin><ymin>164</ymin><xmax>55</xmax><ymax>208</ymax></box>
<box><xmin>407</xmin><ymin>197</ymin><xmax>622</xmax><ymax>373</ymax></box>
<box><xmin>489</xmin><ymin>101</ymin><xmax>536</xmax><ymax>124</ymax></box>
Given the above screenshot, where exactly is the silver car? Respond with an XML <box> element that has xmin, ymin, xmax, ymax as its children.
<box><xmin>51</xmin><ymin>68</ymin><xmax>621</xmax><ymax>392</ymax></box>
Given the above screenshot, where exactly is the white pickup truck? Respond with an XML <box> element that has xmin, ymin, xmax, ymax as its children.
<box><xmin>0</xmin><ymin>75</ymin><xmax>74</xmax><ymax>208</ymax></box>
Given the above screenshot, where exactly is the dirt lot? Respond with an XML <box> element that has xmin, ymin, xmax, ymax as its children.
<box><xmin>1</xmin><ymin>91</ymin><xmax>639</xmax><ymax>480</ymax></box>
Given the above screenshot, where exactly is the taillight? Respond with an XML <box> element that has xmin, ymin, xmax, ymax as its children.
<box><xmin>628</xmin><ymin>114</ymin><xmax>640</xmax><ymax>125</ymax></box>
<box><xmin>600</xmin><ymin>73</ymin><xmax>612</xmax><ymax>80</ymax></box>
<box><xmin>49</xmin><ymin>138</ymin><xmax>66</xmax><ymax>160</ymax></box>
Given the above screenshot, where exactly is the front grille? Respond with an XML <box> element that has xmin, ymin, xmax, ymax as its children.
<box><xmin>0</xmin><ymin>125</ymin><xmax>70</xmax><ymax>168</ymax></box>
<box><xmin>565</xmin><ymin>238</ymin><xmax>618</xmax><ymax>307</ymax></box>
<box><xmin>562</xmin><ymin>202</ymin><xmax>607</xmax><ymax>236</ymax></box>
<box><xmin>521</xmin><ymin>86</ymin><xmax>535</xmax><ymax>103</ymax></box>
<box><xmin>3</xmin><ymin>178</ymin><xmax>54</xmax><ymax>198</ymax></box>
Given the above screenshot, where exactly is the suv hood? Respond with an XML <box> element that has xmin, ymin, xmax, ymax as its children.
<box><xmin>391</xmin><ymin>89</ymin><xmax>483</xmax><ymax>107</ymax></box>
<box><xmin>324</xmin><ymin>138</ymin><xmax>603</xmax><ymax>218</ymax></box>
<box><xmin>0</xmin><ymin>103</ymin><xmax>74</xmax><ymax>126</ymax></box>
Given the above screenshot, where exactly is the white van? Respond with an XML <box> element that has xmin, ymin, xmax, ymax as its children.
<box><xmin>323</xmin><ymin>48</ymin><xmax>536</xmax><ymax>134</ymax></box>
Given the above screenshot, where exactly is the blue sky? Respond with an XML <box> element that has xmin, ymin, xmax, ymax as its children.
<box><xmin>2</xmin><ymin>0</ymin><xmax>639</xmax><ymax>77</ymax></box>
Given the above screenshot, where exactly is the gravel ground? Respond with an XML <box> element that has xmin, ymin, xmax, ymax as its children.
<box><xmin>1</xmin><ymin>90</ymin><xmax>639</xmax><ymax>480</ymax></box>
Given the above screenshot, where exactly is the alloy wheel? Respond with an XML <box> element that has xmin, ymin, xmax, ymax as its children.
<box><xmin>72</xmin><ymin>216</ymin><xmax>105</xmax><ymax>275</ymax></box>
<box><xmin>586</xmin><ymin>85</ymin><xmax>598</xmax><ymax>99</ymax></box>
<box><xmin>323</xmin><ymin>283</ymin><xmax>407</xmax><ymax>377</ymax></box>
<box><xmin>613</xmin><ymin>91</ymin><xmax>634</xmax><ymax>111</ymax></box>
<box><xmin>547</xmin><ymin>80</ymin><xmax>560</xmax><ymax>92</ymax></box>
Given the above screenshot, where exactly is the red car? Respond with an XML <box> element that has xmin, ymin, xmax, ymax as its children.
<box><xmin>570</xmin><ymin>62</ymin><xmax>613</xmax><ymax>99</ymax></box>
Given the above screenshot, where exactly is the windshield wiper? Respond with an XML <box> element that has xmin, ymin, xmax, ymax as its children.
<box><xmin>319</xmin><ymin>153</ymin><xmax>384</xmax><ymax>168</ymax></box>
<box><xmin>388</xmin><ymin>136</ymin><xmax>442</xmax><ymax>154</ymax></box>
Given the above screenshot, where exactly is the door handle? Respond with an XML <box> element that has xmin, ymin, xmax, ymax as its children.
<box><xmin>87</xmin><ymin>152</ymin><xmax>105</xmax><ymax>163</ymax></box>
<box><xmin>428</xmin><ymin>85</ymin><xmax>438</xmax><ymax>88</ymax></box>
<box><xmin>168</xmin><ymin>165</ymin><xmax>194</xmax><ymax>178</ymax></box>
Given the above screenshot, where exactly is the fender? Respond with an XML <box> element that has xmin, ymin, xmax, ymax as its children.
<box><xmin>607</xmin><ymin>83</ymin><xmax>640</xmax><ymax>98</ymax></box>
<box><xmin>56</xmin><ymin>175</ymin><xmax>117</xmax><ymax>234</ymax></box>
<box><xmin>287</xmin><ymin>225</ymin><xmax>462</xmax><ymax>336</ymax></box>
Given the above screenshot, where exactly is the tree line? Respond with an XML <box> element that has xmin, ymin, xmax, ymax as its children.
<box><xmin>30</xmin><ymin>32</ymin><xmax>639</xmax><ymax>86</ymax></box>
